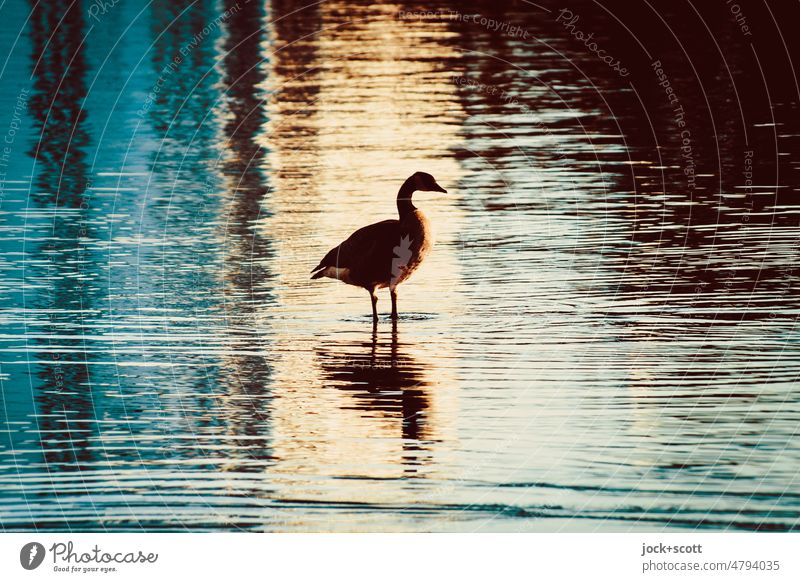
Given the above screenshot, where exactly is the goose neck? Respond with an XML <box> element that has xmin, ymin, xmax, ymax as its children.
<box><xmin>396</xmin><ymin>177</ymin><xmax>417</xmax><ymax>217</ymax></box>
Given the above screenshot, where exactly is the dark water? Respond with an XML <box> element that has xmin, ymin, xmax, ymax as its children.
<box><xmin>1</xmin><ymin>0</ymin><xmax>799</xmax><ymax>531</ymax></box>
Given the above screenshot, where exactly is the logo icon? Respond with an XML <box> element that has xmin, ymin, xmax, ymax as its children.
<box><xmin>20</xmin><ymin>542</ymin><xmax>45</xmax><ymax>570</ymax></box>
<box><xmin>391</xmin><ymin>235</ymin><xmax>413</xmax><ymax>284</ymax></box>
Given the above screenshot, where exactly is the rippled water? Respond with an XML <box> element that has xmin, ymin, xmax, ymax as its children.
<box><xmin>1</xmin><ymin>0</ymin><xmax>800</xmax><ymax>531</ymax></box>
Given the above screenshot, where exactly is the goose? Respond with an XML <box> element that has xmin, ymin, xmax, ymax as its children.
<box><xmin>310</xmin><ymin>172</ymin><xmax>447</xmax><ymax>323</ymax></box>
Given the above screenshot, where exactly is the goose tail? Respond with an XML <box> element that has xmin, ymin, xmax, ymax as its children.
<box><xmin>311</xmin><ymin>246</ymin><xmax>341</xmax><ymax>279</ymax></box>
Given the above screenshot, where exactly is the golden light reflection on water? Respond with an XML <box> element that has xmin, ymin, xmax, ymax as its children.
<box><xmin>246</xmin><ymin>2</ymin><xmax>463</xmax><ymax>500</ymax></box>
<box><xmin>5</xmin><ymin>0</ymin><xmax>799</xmax><ymax>533</ymax></box>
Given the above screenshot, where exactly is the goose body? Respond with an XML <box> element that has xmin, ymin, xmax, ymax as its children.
<box><xmin>311</xmin><ymin>172</ymin><xmax>446</xmax><ymax>323</ymax></box>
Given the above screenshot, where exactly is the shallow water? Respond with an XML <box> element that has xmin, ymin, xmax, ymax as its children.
<box><xmin>1</xmin><ymin>0</ymin><xmax>800</xmax><ymax>531</ymax></box>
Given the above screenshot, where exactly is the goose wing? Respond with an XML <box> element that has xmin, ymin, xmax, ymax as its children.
<box><xmin>311</xmin><ymin>219</ymin><xmax>400</xmax><ymax>284</ymax></box>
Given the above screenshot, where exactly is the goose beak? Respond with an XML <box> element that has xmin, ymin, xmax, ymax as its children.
<box><xmin>433</xmin><ymin>182</ymin><xmax>447</xmax><ymax>193</ymax></box>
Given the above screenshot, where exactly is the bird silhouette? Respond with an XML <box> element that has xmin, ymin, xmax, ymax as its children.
<box><xmin>311</xmin><ymin>172</ymin><xmax>447</xmax><ymax>323</ymax></box>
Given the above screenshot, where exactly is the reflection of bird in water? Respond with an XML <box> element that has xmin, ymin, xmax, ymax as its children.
<box><xmin>316</xmin><ymin>321</ymin><xmax>431</xmax><ymax>444</ymax></box>
<box><xmin>310</xmin><ymin>172</ymin><xmax>447</xmax><ymax>323</ymax></box>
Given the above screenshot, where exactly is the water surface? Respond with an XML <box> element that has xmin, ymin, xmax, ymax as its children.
<box><xmin>1</xmin><ymin>0</ymin><xmax>799</xmax><ymax>531</ymax></box>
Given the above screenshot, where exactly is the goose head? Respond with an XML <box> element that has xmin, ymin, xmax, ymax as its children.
<box><xmin>412</xmin><ymin>171</ymin><xmax>447</xmax><ymax>193</ymax></box>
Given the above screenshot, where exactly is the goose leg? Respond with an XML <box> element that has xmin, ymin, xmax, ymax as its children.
<box><xmin>369</xmin><ymin>288</ymin><xmax>378</xmax><ymax>324</ymax></box>
<box><xmin>390</xmin><ymin>287</ymin><xmax>398</xmax><ymax>320</ymax></box>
